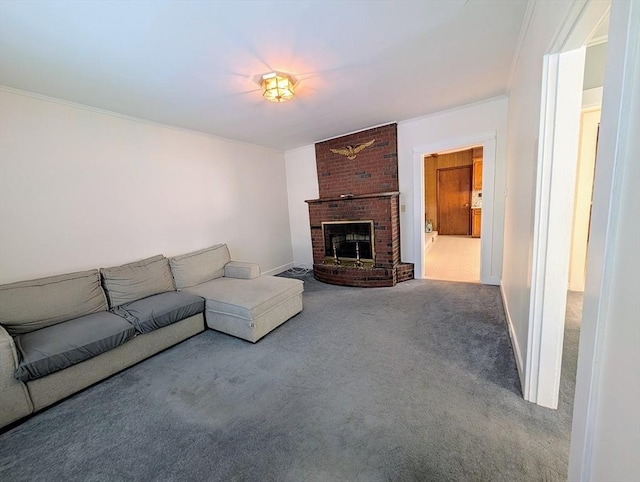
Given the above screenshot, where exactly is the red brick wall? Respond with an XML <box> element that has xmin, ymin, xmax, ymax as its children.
<box><xmin>315</xmin><ymin>124</ymin><xmax>398</xmax><ymax>198</ymax></box>
<box><xmin>307</xmin><ymin>123</ymin><xmax>412</xmax><ymax>287</ymax></box>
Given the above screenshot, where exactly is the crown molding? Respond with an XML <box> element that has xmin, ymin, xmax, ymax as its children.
<box><xmin>398</xmin><ymin>95</ymin><xmax>508</xmax><ymax>126</ymax></box>
<box><xmin>506</xmin><ymin>0</ymin><xmax>537</xmax><ymax>93</ymax></box>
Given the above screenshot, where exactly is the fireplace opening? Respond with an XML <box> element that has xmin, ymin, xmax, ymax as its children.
<box><xmin>322</xmin><ymin>220</ymin><xmax>375</xmax><ymax>267</ymax></box>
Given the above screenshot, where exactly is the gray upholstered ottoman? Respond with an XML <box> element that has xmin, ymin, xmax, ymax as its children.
<box><xmin>186</xmin><ymin>275</ymin><xmax>303</xmax><ymax>342</ymax></box>
<box><xmin>169</xmin><ymin>244</ymin><xmax>304</xmax><ymax>342</ymax></box>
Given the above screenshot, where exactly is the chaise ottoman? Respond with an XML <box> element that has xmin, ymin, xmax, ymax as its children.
<box><xmin>169</xmin><ymin>244</ymin><xmax>303</xmax><ymax>342</ymax></box>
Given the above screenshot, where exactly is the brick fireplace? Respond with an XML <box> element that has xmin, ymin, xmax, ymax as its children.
<box><xmin>306</xmin><ymin>124</ymin><xmax>414</xmax><ymax>287</ymax></box>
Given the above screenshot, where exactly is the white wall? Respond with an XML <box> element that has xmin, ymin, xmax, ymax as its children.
<box><xmin>284</xmin><ymin>98</ymin><xmax>509</xmax><ymax>275</ymax></box>
<box><xmin>0</xmin><ymin>88</ymin><xmax>293</xmax><ymax>283</ymax></box>
<box><xmin>500</xmin><ymin>0</ymin><xmax>575</xmax><ymax>377</ymax></box>
<box><xmin>397</xmin><ymin>97</ymin><xmax>509</xmax><ymax>283</ymax></box>
<box><xmin>284</xmin><ymin>145</ymin><xmax>318</xmax><ymax>268</ymax></box>
<box><xmin>583</xmin><ymin>42</ymin><xmax>608</xmax><ymax>90</ymax></box>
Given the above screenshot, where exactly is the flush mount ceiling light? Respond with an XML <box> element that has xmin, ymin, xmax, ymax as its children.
<box><xmin>260</xmin><ymin>71</ymin><xmax>296</xmax><ymax>103</ymax></box>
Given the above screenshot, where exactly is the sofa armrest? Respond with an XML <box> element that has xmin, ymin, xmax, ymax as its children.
<box><xmin>224</xmin><ymin>261</ymin><xmax>261</xmax><ymax>280</ymax></box>
<box><xmin>0</xmin><ymin>324</ymin><xmax>33</xmax><ymax>428</ymax></box>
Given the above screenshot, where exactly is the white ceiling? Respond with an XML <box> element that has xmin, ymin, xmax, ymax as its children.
<box><xmin>0</xmin><ymin>0</ymin><xmax>528</xmax><ymax>151</ymax></box>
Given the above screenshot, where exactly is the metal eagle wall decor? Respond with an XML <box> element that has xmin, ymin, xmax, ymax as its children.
<box><xmin>329</xmin><ymin>139</ymin><xmax>375</xmax><ymax>160</ymax></box>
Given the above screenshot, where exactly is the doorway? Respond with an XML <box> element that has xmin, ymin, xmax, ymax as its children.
<box><xmin>412</xmin><ymin>133</ymin><xmax>498</xmax><ymax>285</ymax></box>
<box><xmin>423</xmin><ymin>147</ymin><xmax>481</xmax><ymax>283</ymax></box>
<box><xmin>526</xmin><ymin>4</ymin><xmax>610</xmax><ymax>410</ymax></box>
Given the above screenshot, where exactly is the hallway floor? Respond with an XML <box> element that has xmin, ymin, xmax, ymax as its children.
<box><xmin>424</xmin><ymin>235</ymin><xmax>481</xmax><ymax>283</ymax></box>
<box><xmin>560</xmin><ymin>290</ymin><xmax>583</xmax><ymax>415</ymax></box>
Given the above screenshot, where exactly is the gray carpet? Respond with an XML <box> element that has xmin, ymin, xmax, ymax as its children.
<box><xmin>0</xmin><ymin>275</ymin><xmax>580</xmax><ymax>481</ymax></box>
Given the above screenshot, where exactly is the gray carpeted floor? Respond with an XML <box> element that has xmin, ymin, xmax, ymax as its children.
<box><xmin>0</xmin><ymin>275</ymin><xmax>581</xmax><ymax>481</ymax></box>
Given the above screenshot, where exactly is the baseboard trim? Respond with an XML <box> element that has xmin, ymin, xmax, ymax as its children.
<box><xmin>484</xmin><ymin>275</ymin><xmax>501</xmax><ymax>286</ymax></box>
<box><xmin>500</xmin><ymin>283</ymin><xmax>525</xmax><ymax>391</ymax></box>
<box><xmin>263</xmin><ymin>262</ymin><xmax>294</xmax><ymax>277</ymax></box>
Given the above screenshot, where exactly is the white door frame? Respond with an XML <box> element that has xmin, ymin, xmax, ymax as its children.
<box><xmin>526</xmin><ymin>0</ymin><xmax>610</xmax><ymax>410</ymax></box>
<box><xmin>569</xmin><ymin>0</ymin><xmax>639</xmax><ymax>478</ymax></box>
<box><xmin>527</xmin><ymin>48</ymin><xmax>586</xmax><ymax>408</ymax></box>
<box><xmin>412</xmin><ymin>132</ymin><xmax>498</xmax><ymax>284</ymax></box>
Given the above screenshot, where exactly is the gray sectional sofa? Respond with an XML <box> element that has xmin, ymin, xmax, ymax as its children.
<box><xmin>0</xmin><ymin>244</ymin><xmax>303</xmax><ymax>429</ymax></box>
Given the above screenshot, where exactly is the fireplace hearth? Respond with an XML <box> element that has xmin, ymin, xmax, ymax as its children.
<box><xmin>306</xmin><ymin>124</ymin><xmax>414</xmax><ymax>287</ymax></box>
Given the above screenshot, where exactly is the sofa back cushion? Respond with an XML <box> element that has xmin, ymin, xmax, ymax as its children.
<box><xmin>169</xmin><ymin>244</ymin><xmax>231</xmax><ymax>290</ymax></box>
<box><xmin>100</xmin><ymin>255</ymin><xmax>175</xmax><ymax>308</ymax></box>
<box><xmin>0</xmin><ymin>270</ymin><xmax>108</xmax><ymax>336</ymax></box>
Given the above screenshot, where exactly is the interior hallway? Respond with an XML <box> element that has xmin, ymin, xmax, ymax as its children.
<box><xmin>560</xmin><ymin>290</ymin><xmax>583</xmax><ymax>411</ymax></box>
<box><xmin>424</xmin><ymin>234</ymin><xmax>481</xmax><ymax>283</ymax></box>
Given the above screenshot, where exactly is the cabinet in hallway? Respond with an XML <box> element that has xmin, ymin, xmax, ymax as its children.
<box><xmin>472</xmin><ymin>208</ymin><xmax>482</xmax><ymax>238</ymax></box>
<box><xmin>472</xmin><ymin>158</ymin><xmax>483</xmax><ymax>190</ymax></box>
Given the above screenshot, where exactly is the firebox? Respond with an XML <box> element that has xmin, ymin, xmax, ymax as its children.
<box><xmin>322</xmin><ymin>220</ymin><xmax>375</xmax><ymax>268</ymax></box>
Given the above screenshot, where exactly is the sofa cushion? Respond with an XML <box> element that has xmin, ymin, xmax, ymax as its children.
<box><xmin>169</xmin><ymin>244</ymin><xmax>231</xmax><ymax>290</ymax></box>
<box><xmin>0</xmin><ymin>270</ymin><xmax>108</xmax><ymax>336</ymax></box>
<box><xmin>100</xmin><ymin>255</ymin><xmax>175</xmax><ymax>308</ymax></box>
<box><xmin>185</xmin><ymin>276</ymin><xmax>303</xmax><ymax>321</ymax></box>
<box><xmin>112</xmin><ymin>291</ymin><xmax>205</xmax><ymax>333</ymax></box>
<box><xmin>14</xmin><ymin>311</ymin><xmax>136</xmax><ymax>382</ymax></box>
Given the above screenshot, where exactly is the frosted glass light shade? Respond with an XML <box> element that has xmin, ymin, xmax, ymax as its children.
<box><xmin>261</xmin><ymin>72</ymin><xmax>295</xmax><ymax>102</ymax></box>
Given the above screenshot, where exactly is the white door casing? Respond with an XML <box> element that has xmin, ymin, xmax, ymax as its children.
<box><xmin>412</xmin><ymin>132</ymin><xmax>498</xmax><ymax>285</ymax></box>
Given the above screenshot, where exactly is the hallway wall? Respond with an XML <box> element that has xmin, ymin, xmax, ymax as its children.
<box><xmin>568</xmin><ymin>108</ymin><xmax>600</xmax><ymax>291</ymax></box>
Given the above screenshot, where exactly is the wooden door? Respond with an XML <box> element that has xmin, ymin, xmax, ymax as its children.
<box><xmin>437</xmin><ymin>166</ymin><xmax>471</xmax><ymax>235</ymax></box>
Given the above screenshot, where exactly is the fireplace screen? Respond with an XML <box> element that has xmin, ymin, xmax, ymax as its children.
<box><xmin>322</xmin><ymin>221</ymin><xmax>375</xmax><ymax>266</ymax></box>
